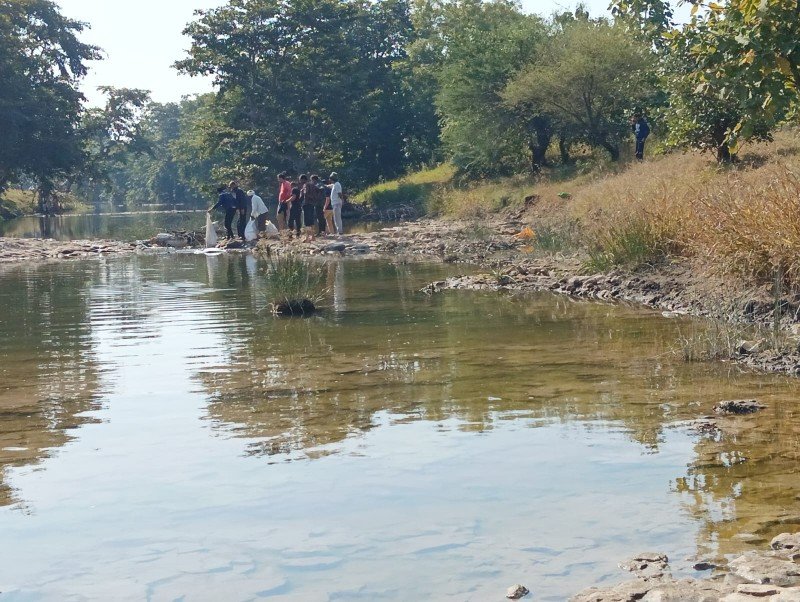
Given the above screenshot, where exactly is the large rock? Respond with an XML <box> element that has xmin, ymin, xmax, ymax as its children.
<box><xmin>506</xmin><ymin>584</ymin><xmax>530</xmax><ymax>599</ymax></box>
<box><xmin>728</xmin><ymin>551</ymin><xmax>800</xmax><ymax>587</ymax></box>
<box><xmin>619</xmin><ymin>552</ymin><xmax>670</xmax><ymax>579</ymax></box>
<box><xmin>771</xmin><ymin>533</ymin><xmax>800</xmax><ymax>555</ymax></box>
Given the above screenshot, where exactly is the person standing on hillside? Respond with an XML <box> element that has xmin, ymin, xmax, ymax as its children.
<box><xmin>329</xmin><ymin>172</ymin><xmax>344</xmax><ymax>236</ymax></box>
<box><xmin>230</xmin><ymin>180</ymin><xmax>249</xmax><ymax>238</ymax></box>
<box><xmin>632</xmin><ymin>112</ymin><xmax>650</xmax><ymax>161</ymax></box>
<box><xmin>248</xmin><ymin>189</ymin><xmax>268</xmax><ymax>232</ymax></box>
<box><xmin>277</xmin><ymin>172</ymin><xmax>292</xmax><ymax>233</ymax></box>
<box><xmin>207</xmin><ymin>184</ymin><xmax>237</xmax><ymax>239</ymax></box>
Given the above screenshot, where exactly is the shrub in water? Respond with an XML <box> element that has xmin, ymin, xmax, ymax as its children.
<box><xmin>263</xmin><ymin>255</ymin><xmax>325</xmax><ymax>316</ymax></box>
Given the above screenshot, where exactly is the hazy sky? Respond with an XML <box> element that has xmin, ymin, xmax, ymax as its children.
<box><xmin>56</xmin><ymin>0</ymin><xmax>617</xmax><ymax>106</ymax></box>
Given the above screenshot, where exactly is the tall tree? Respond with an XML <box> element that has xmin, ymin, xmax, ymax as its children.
<box><xmin>504</xmin><ymin>19</ymin><xmax>655</xmax><ymax>161</ymax></box>
<box><xmin>176</xmin><ymin>0</ymin><xmax>420</xmax><ymax>189</ymax></box>
<box><xmin>0</xmin><ymin>0</ymin><xmax>100</xmax><ymax>207</ymax></box>
<box><xmin>431</xmin><ymin>0</ymin><xmax>549</xmax><ymax>176</ymax></box>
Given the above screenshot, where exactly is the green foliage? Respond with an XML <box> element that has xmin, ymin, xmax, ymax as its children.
<box><xmin>431</xmin><ymin>0</ymin><xmax>550</xmax><ymax>176</ymax></box>
<box><xmin>585</xmin><ymin>215</ymin><xmax>670</xmax><ymax>270</ymax></box>
<box><xmin>175</xmin><ymin>0</ymin><xmax>428</xmax><ymax>190</ymax></box>
<box><xmin>263</xmin><ymin>254</ymin><xmax>326</xmax><ymax>308</ymax></box>
<box><xmin>355</xmin><ymin>164</ymin><xmax>454</xmax><ymax>209</ymax></box>
<box><xmin>0</xmin><ymin>0</ymin><xmax>100</xmax><ymax>199</ymax></box>
<box><xmin>505</xmin><ymin>20</ymin><xmax>656</xmax><ymax>162</ymax></box>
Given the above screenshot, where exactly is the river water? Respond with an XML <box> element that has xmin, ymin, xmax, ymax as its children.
<box><xmin>0</xmin><ymin>253</ymin><xmax>799</xmax><ymax>601</ymax></box>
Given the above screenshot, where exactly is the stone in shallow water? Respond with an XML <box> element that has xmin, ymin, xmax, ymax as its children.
<box><xmin>714</xmin><ymin>399</ymin><xmax>765</xmax><ymax>415</ymax></box>
<box><xmin>772</xmin><ymin>533</ymin><xmax>800</xmax><ymax>555</ymax></box>
<box><xmin>506</xmin><ymin>584</ymin><xmax>529</xmax><ymax>599</ymax></box>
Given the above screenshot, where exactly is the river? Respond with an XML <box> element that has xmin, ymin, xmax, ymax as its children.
<box><xmin>0</xmin><ymin>253</ymin><xmax>798</xmax><ymax>601</ymax></box>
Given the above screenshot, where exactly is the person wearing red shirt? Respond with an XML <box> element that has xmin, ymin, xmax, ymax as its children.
<box><xmin>277</xmin><ymin>172</ymin><xmax>292</xmax><ymax>233</ymax></box>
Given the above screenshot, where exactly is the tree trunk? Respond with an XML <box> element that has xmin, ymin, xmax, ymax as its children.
<box><xmin>600</xmin><ymin>138</ymin><xmax>620</xmax><ymax>161</ymax></box>
<box><xmin>716</xmin><ymin>144</ymin><xmax>733</xmax><ymax>163</ymax></box>
<box><xmin>527</xmin><ymin>116</ymin><xmax>552</xmax><ymax>174</ymax></box>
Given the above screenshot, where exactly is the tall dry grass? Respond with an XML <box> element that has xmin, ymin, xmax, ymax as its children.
<box><xmin>549</xmin><ymin>130</ymin><xmax>800</xmax><ymax>283</ymax></box>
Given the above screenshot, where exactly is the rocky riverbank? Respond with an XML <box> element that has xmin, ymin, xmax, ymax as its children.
<box><xmin>570</xmin><ymin>532</ymin><xmax>800</xmax><ymax>601</ymax></box>
<box><xmin>0</xmin><ymin>236</ymin><xmax>137</xmax><ymax>263</ymax></box>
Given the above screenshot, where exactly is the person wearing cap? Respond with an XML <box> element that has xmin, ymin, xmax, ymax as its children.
<box><xmin>249</xmin><ymin>189</ymin><xmax>268</xmax><ymax>232</ymax></box>
<box><xmin>328</xmin><ymin>172</ymin><xmax>344</xmax><ymax>235</ymax></box>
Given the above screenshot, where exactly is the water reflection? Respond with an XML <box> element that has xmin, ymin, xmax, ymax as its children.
<box><xmin>0</xmin><ymin>262</ymin><xmax>104</xmax><ymax>506</ymax></box>
<box><xmin>1</xmin><ymin>254</ymin><xmax>799</xmax><ymax>599</ymax></box>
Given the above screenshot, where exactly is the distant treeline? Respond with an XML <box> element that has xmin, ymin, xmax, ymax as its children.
<box><xmin>1</xmin><ymin>0</ymin><xmax>798</xmax><ymax>212</ymax></box>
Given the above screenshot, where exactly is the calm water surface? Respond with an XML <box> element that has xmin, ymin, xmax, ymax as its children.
<box><xmin>0</xmin><ymin>255</ymin><xmax>798</xmax><ymax>601</ymax></box>
<box><xmin>0</xmin><ymin>212</ymin><xmax>384</xmax><ymax>241</ymax></box>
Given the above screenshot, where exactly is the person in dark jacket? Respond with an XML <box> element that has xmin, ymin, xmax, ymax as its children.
<box><xmin>632</xmin><ymin>113</ymin><xmax>650</xmax><ymax>161</ymax></box>
<box><xmin>286</xmin><ymin>178</ymin><xmax>304</xmax><ymax>238</ymax></box>
<box><xmin>229</xmin><ymin>180</ymin><xmax>250</xmax><ymax>238</ymax></box>
<box><xmin>207</xmin><ymin>185</ymin><xmax>237</xmax><ymax>239</ymax></box>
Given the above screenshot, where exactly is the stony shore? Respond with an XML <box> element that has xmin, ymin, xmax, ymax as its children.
<box><xmin>0</xmin><ymin>236</ymin><xmax>137</xmax><ymax>263</ymax></box>
<box><xmin>569</xmin><ymin>533</ymin><xmax>800</xmax><ymax>601</ymax></box>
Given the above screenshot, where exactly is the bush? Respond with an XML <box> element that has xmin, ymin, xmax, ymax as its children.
<box><xmin>585</xmin><ymin>214</ymin><xmax>673</xmax><ymax>271</ymax></box>
<box><xmin>263</xmin><ymin>255</ymin><xmax>326</xmax><ymax>316</ymax></box>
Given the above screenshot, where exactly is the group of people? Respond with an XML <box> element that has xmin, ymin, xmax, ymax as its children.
<box><xmin>208</xmin><ymin>172</ymin><xmax>346</xmax><ymax>241</ymax></box>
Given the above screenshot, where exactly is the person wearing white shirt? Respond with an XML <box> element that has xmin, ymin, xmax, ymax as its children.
<box><xmin>329</xmin><ymin>172</ymin><xmax>344</xmax><ymax>235</ymax></box>
<box><xmin>248</xmin><ymin>190</ymin><xmax>269</xmax><ymax>232</ymax></box>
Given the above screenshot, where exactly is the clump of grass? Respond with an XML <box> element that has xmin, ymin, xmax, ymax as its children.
<box><xmin>355</xmin><ymin>164</ymin><xmax>455</xmax><ymax>211</ymax></box>
<box><xmin>532</xmin><ymin>223</ymin><xmax>577</xmax><ymax>254</ymax></box>
<box><xmin>584</xmin><ymin>214</ymin><xmax>674</xmax><ymax>271</ymax></box>
<box><xmin>673</xmin><ymin>321</ymin><xmax>750</xmax><ymax>362</ymax></box>
<box><xmin>263</xmin><ymin>255</ymin><xmax>326</xmax><ymax>316</ymax></box>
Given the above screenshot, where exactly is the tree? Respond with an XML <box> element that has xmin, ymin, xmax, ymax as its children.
<box><xmin>504</xmin><ymin>20</ymin><xmax>655</xmax><ymax>161</ymax></box>
<box><xmin>429</xmin><ymin>0</ymin><xmax>549</xmax><ymax>176</ymax></box>
<box><xmin>0</xmin><ymin>0</ymin><xmax>100</xmax><ymax>206</ymax></box>
<box><xmin>175</xmin><ymin>0</ymin><xmax>421</xmax><ymax>189</ymax></box>
<box><xmin>677</xmin><ymin>0</ymin><xmax>799</xmax><ymax>153</ymax></box>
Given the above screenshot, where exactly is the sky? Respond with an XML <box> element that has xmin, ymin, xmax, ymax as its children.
<box><xmin>56</xmin><ymin>0</ymin><xmax>620</xmax><ymax>106</ymax></box>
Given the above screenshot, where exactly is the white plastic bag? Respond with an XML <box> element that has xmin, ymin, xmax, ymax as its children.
<box><xmin>205</xmin><ymin>213</ymin><xmax>218</xmax><ymax>248</ymax></box>
<box><xmin>263</xmin><ymin>220</ymin><xmax>279</xmax><ymax>236</ymax></box>
<box><xmin>244</xmin><ymin>218</ymin><xmax>258</xmax><ymax>241</ymax></box>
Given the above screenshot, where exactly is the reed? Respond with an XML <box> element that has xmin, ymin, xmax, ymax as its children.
<box><xmin>263</xmin><ymin>255</ymin><xmax>326</xmax><ymax>316</ymax></box>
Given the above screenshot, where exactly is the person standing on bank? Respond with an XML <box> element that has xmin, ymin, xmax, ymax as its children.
<box><xmin>248</xmin><ymin>189</ymin><xmax>268</xmax><ymax>232</ymax></box>
<box><xmin>208</xmin><ymin>184</ymin><xmax>237</xmax><ymax>239</ymax></box>
<box><xmin>277</xmin><ymin>172</ymin><xmax>292</xmax><ymax>233</ymax></box>
<box><xmin>286</xmin><ymin>177</ymin><xmax>304</xmax><ymax>239</ymax></box>
<box><xmin>230</xmin><ymin>180</ymin><xmax>249</xmax><ymax>238</ymax></box>
<box><xmin>302</xmin><ymin>175</ymin><xmax>318</xmax><ymax>242</ymax></box>
<box><xmin>310</xmin><ymin>175</ymin><xmax>326</xmax><ymax>236</ymax></box>
<box><xmin>632</xmin><ymin>112</ymin><xmax>650</xmax><ymax>161</ymax></box>
<box><xmin>329</xmin><ymin>172</ymin><xmax>344</xmax><ymax>236</ymax></box>
<box><xmin>323</xmin><ymin>178</ymin><xmax>334</xmax><ymax>234</ymax></box>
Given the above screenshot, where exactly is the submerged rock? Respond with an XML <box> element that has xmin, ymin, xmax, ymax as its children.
<box><xmin>714</xmin><ymin>399</ymin><xmax>765</xmax><ymax>415</ymax></box>
<box><xmin>271</xmin><ymin>299</ymin><xmax>316</xmax><ymax>316</ymax></box>
<box><xmin>506</xmin><ymin>584</ymin><xmax>529</xmax><ymax>599</ymax></box>
<box><xmin>619</xmin><ymin>552</ymin><xmax>670</xmax><ymax>579</ymax></box>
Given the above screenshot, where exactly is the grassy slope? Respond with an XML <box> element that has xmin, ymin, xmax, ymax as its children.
<box><xmin>0</xmin><ymin>189</ymin><xmax>91</xmax><ymax>223</ymax></box>
<box><xmin>359</xmin><ymin>129</ymin><xmax>800</xmax><ymax>289</ymax></box>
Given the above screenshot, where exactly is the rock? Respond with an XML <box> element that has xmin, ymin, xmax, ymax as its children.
<box><xmin>506</xmin><ymin>584</ymin><xmax>529</xmax><ymax>599</ymax></box>
<box><xmin>642</xmin><ymin>578</ymin><xmax>726</xmax><ymax>601</ymax></box>
<box><xmin>728</xmin><ymin>551</ymin><xmax>800</xmax><ymax>587</ymax></box>
<box><xmin>714</xmin><ymin>399</ymin><xmax>765</xmax><ymax>415</ymax></box>
<box><xmin>571</xmin><ymin>578</ymin><xmax>654</xmax><ymax>602</ymax></box>
<box><xmin>772</xmin><ymin>533</ymin><xmax>800</xmax><ymax>555</ymax></box>
<box><xmin>736</xmin><ymin>340</ymin><xmax>762</xmax><ymax>355</ymax></box>
<box><xmin>693</xmin><ymin>562</ymin><xmax>718</xmax><ymax>571</ymax></box>
<box><xmin>324</xmin><ymin>242</ymin><xmax>347</xmax><ymax>253</ymax></box>
<box><xmin>619</xmin><ymin>552</ymin><xmax>669</xmax><ymax>578</ymax></box>
<box><xmin>735</xmin><ymin>583</ymin><xmax>779</xmax><ymax>596</ymax></box>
